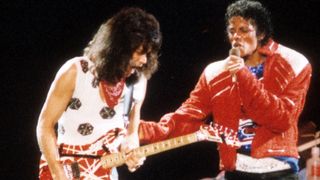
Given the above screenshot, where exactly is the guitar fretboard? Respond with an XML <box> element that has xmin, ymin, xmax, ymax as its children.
<box><xmin>101</xmin><ymin>132</ymin><xmax>202</xmax><ymax>168</ymax></box>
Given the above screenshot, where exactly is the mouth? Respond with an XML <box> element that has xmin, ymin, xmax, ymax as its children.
<box><xmin>232</xmin><ymin>43</ymin><xmax>242</xmax><ymax>48</ymax></box>
<box><xmin>130</xmin><ymin>65</ymin><xmax>143</xmax><ymax>72</ymax></box>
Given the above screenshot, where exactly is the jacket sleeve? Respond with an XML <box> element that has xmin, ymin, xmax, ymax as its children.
<box><xmin>236</xmin><ymin>63</ymin><xmax>312</xmax><ymax>132</ymax></box>
<box><xmin>139</xmin><ymin>72</ymin><xmax>212</xmax><ymax>144</ymax></box>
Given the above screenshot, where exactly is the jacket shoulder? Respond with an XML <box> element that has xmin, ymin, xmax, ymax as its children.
<box><xmin>276</xmin><ymin>45</ymin><xmax>310</xmax><ymax>76</ymax></box>
<box><xmin>204</xmin><ymin>59</ymin><xmax>227</xmax><ymax>83</ymax></box>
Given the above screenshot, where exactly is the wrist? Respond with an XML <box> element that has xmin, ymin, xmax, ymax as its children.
<box><xmin>49</xmin><ymin>161</ymin><xmax>65</xmax><ymax>178</ymax></box>
<box><xmin>126</xmin><ymin>131</ymin><xmax>139</xmax><ymax>137</ymax></box>
<box><xmin>127</xmin><ymin>122</ymin><xmax>140</xmax><ymax>134</ymax></box>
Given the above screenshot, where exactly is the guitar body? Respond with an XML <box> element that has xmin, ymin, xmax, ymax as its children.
<box><xmin>39</xmin><ymin>156</ymin><xmax>112</xmax><ymax>180</ymax></box>
<box><xmin>39</xmin><ymin>128</ymin><xmax>125</xmax><ymax>180</ymax></box>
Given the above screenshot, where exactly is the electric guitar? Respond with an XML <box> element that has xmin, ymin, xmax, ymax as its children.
<box><xmin>100</xmin><ymin>123</ymin><xmax>240</xmax><ymax>169</ymax></box>
<box><xmin>40</xmin><ymin>123</ymin><xmax>239</xmax><ymax>179</ymax></box>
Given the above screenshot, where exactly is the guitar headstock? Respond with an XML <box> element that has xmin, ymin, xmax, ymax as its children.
<box><xmin>197</xmin><ymin>123</ymin><xmax>240</xmax><ymax>148</ymax></box>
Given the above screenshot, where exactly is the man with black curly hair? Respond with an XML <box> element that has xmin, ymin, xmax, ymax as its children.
<box><xmin>139</xmin><ymin>1</ymin><xmax>311</xmax><ymax>179</ymax></box>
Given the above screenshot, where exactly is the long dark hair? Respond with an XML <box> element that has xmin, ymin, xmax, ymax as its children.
<box><xmin>225</xmin><ymin>0</ymin><xmax>273</xmax><ymax>46</ymax></box>
<box><xmin>84</xmin><ymin>7</ymin><xmax>162</xmax><ymax>84</ymax></box>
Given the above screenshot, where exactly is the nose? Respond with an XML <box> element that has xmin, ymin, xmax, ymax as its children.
<box><xmin>139</xmin><ymin>54</ymin><xmax>147</xmax><ymax>65</ymax></box>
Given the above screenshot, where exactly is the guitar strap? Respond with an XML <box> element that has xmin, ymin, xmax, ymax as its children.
<box><xmin>123</xmin><ymin>82</ymin><xmax>134</xmax><ymax>128</ymax></box>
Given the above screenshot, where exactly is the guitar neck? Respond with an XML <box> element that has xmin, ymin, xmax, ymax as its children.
<box><xmin>101</xmin><ymin>131</ymin><xmax>203</xmax><ymax>169</ymax></box>
<box><xmin>298</xmin><ymin>138</ymin><xmax>320</xmax><ymax>152</ymax></box>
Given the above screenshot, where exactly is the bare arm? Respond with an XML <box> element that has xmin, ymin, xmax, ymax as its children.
<box><xmin>121</xmin><ymin>77</ymin><xmax>147</xmax><ymax>172</ymax></box>
<box><xmin>36</xmin><ymin>62</ymin><xmax>77</xmax><ymax>179</ymax></box>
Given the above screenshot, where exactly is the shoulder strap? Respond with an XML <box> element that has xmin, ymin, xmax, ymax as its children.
<box><xmin>123</xmin><ymin>83</ymin><xmax>134</xmax><ymax>127</ymax></box>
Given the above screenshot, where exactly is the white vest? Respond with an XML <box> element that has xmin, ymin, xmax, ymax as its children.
<box><xmin>57</xmin><ymin>57</ymin><xmax>145</xmax><ymax>145</ymax></box>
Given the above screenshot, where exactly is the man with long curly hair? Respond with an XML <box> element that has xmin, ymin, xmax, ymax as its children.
<box><xmin>36</xmin><ymin>7</ymin><xmax>162</xmax><ymax>179</ymax></box>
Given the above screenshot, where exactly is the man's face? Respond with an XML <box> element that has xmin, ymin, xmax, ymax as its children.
<box><xmin>126</xmin><ymin>45</ymin><xmax>148</xmax><ymax>77</ymax></box>
<box><xmin>227</xmin><ymin>16</ymin><xmax>263</xmax><ymax>57</ymax></box>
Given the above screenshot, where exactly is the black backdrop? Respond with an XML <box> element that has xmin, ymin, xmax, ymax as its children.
<box><xmin>1</xmin><ymin>0</ymin><xmax>319</xmax><ymax>179</ymax></box>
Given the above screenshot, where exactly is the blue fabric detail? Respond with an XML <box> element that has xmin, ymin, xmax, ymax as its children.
<box><xmin>247</xmin><ymin>63</ymin><xmax>264</xmax><ymax>79</ymax></box>
<box><xmin>237</xmin><ymin>119</ymin><xmax>256</xmax><ymax>154</ymax></box>
<box><xmin>274</xmin><ymin>156</ymin><xmax>299</xmax><ymax>173</ymax></box>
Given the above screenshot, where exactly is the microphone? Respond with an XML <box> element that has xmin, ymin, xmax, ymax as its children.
<box><xmin>229</xmin><ymin>48</ymin><xmax>240</xmax><ymax>82</ymax></box>
<box><xmin>229</xmin><ymin>47</ymin><xmax>240</xmax><ymax>57</ymax></box>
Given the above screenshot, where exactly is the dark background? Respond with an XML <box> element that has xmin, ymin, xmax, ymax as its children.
<box><xmin>1</xmin><ymin>0</ymin><xmax>319</xmax><ymax>179</ymax></box>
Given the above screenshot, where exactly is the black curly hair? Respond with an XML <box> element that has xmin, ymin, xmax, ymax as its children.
<box><xmin>225</xmin><ymin>0</ymin><xmax>273</xmax><ymax>45</ymax></box>
<box><xmin>84</xmin><ymin>7</ymin><xmax>162</xmax><ymax>84</ymax></box>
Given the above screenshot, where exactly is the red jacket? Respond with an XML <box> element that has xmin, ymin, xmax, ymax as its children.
<box><xmin>139</xmin><ymin>40</ymin><xmax>312</xmax><ymax>170</ymax></box>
